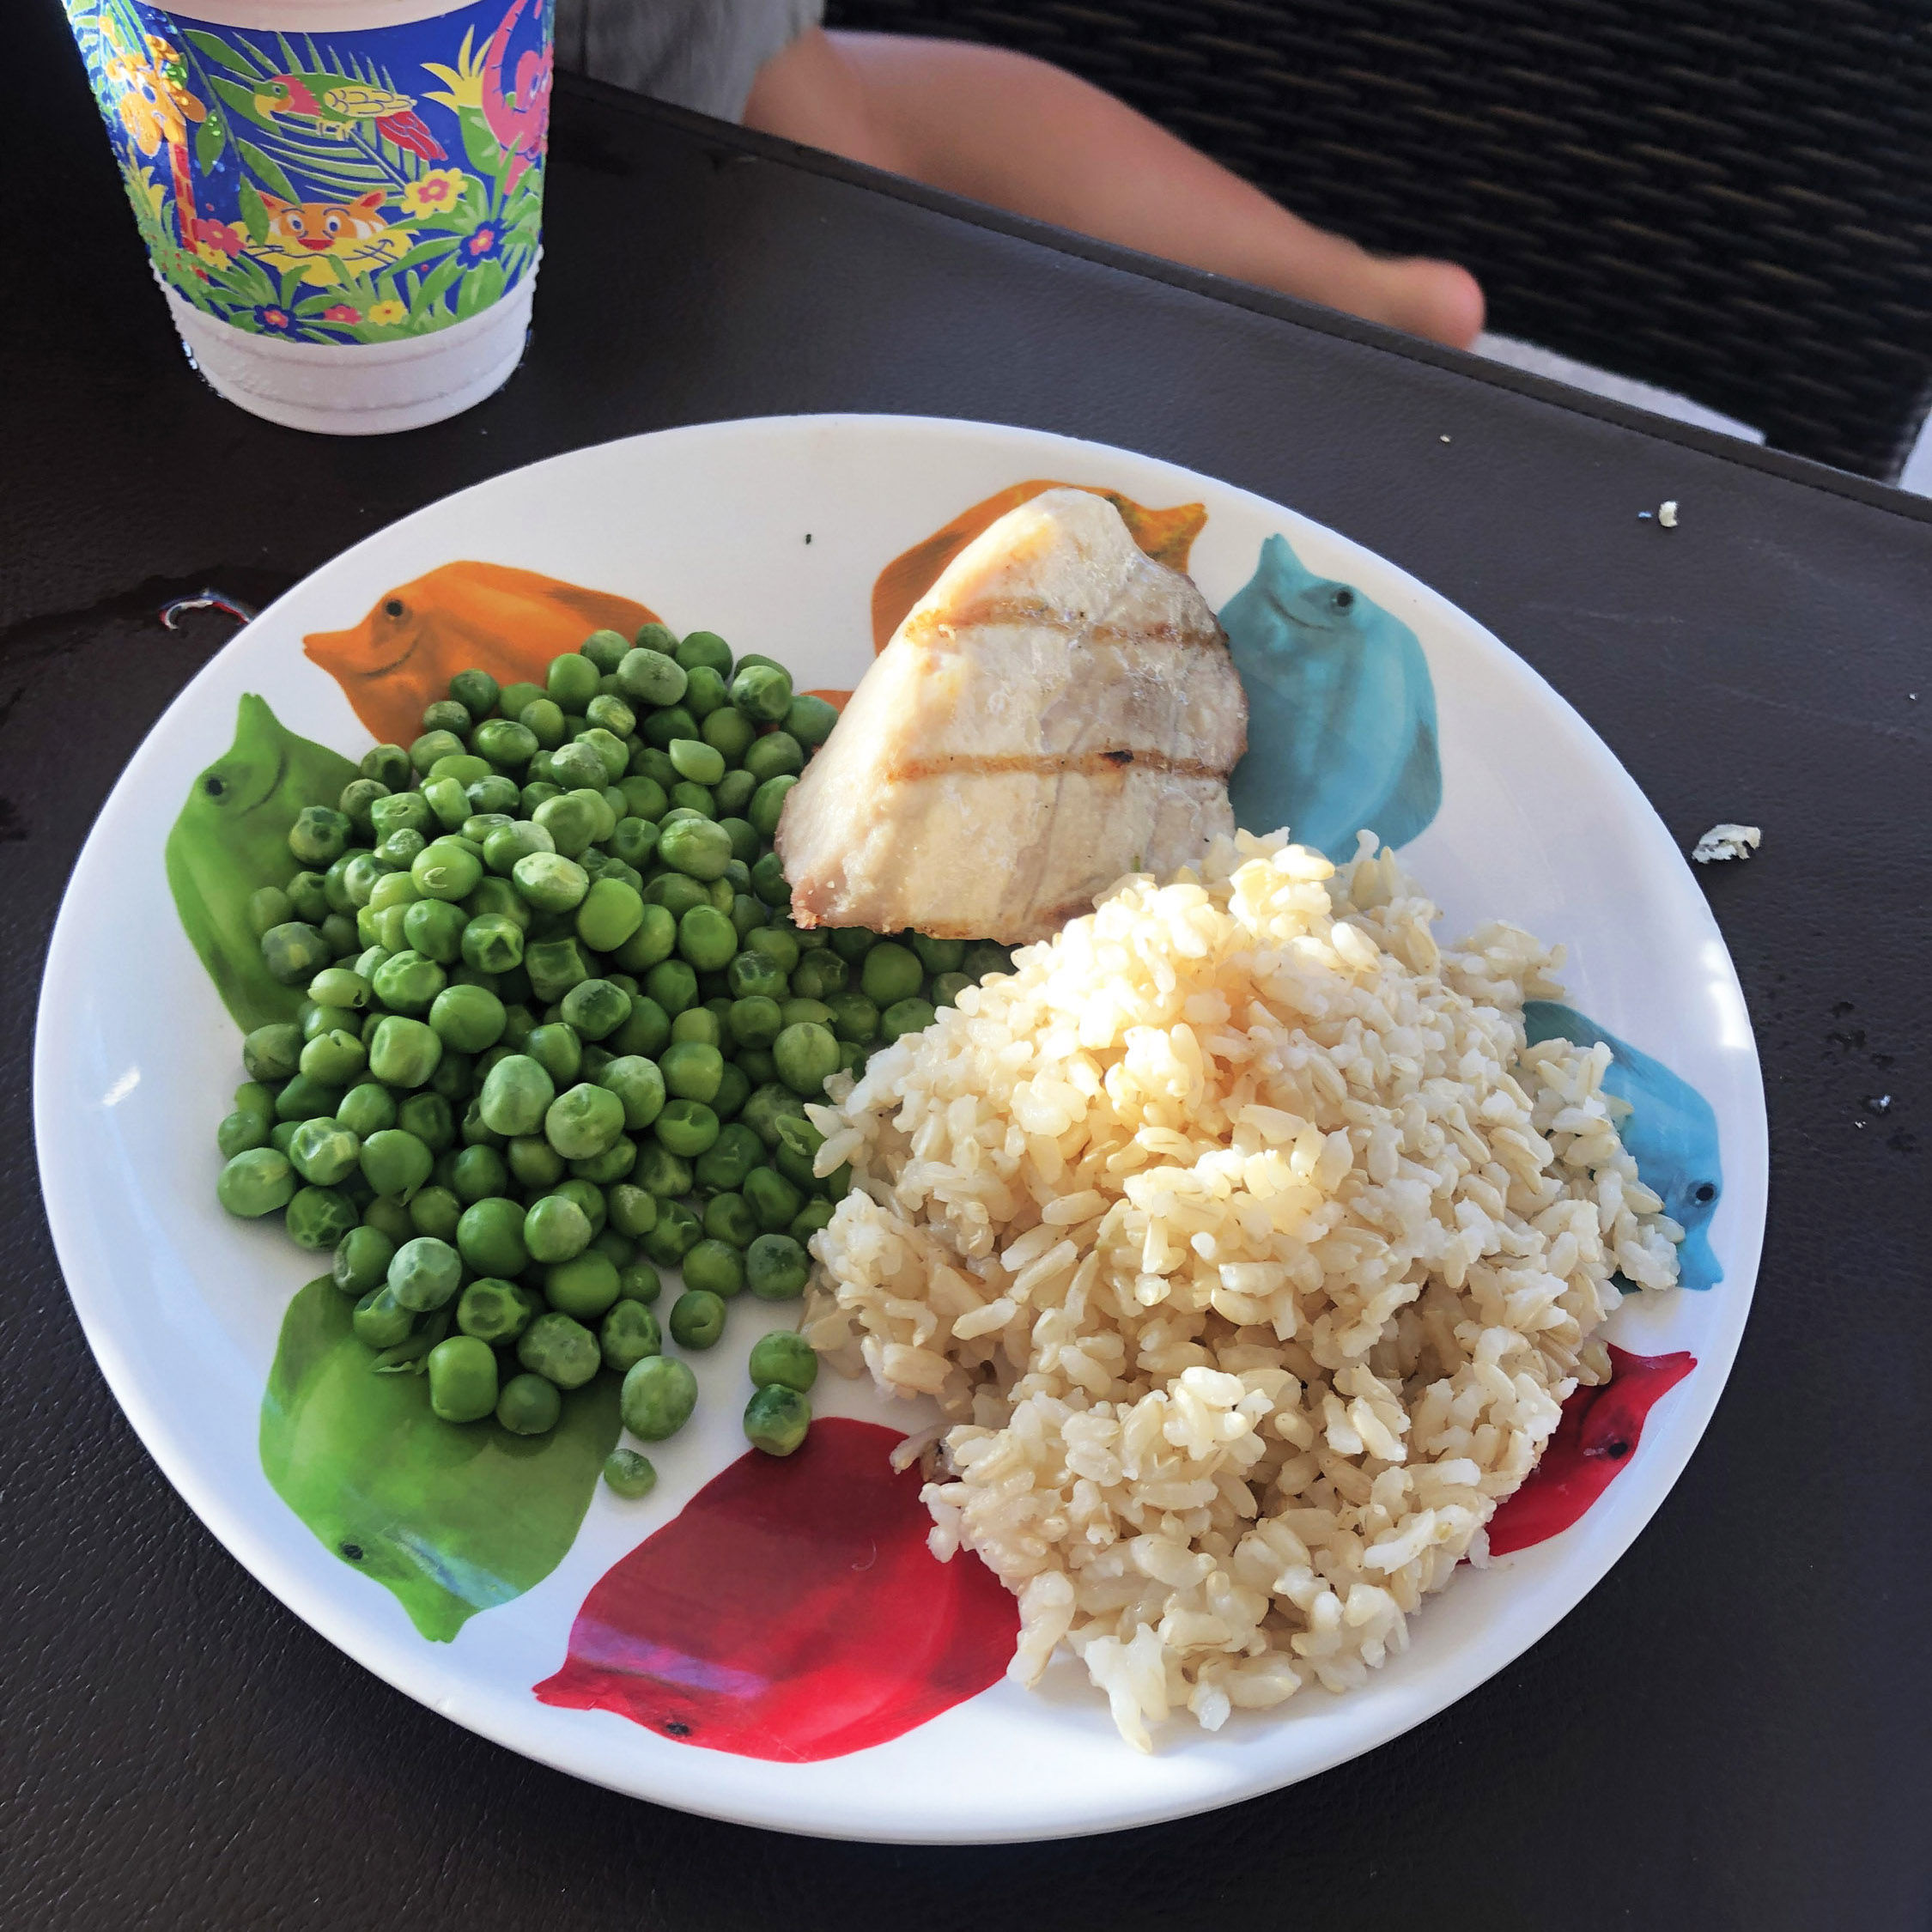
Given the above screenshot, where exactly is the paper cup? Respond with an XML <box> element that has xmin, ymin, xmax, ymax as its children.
<box><xmin>64</xmin><ymin>0</ymin><xmax>553</xmax><ymax>433</ymax></box>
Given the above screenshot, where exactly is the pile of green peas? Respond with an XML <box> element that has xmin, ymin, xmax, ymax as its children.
<box><xmin>214</xmin><ymin>625</ymin><xmax>1010</xmax><ymax>1476</ymax></box>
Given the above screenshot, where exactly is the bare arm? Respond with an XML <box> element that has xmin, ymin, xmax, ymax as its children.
<box><xmin>744</xmin><ymin>28</ymin><xmax>1482</xmax><ymax>349</ymax></box>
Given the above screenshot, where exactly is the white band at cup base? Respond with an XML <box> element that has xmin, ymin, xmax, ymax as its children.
<box><xmin>162</xmin><ymin>267</ymin><xmax>536</xmax><ymax>434</ymax></box>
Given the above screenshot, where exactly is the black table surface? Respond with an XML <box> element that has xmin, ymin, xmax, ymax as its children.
<box><xmin>9</xmin><ymin>18</ymin><xmax>1932</xmax><ymax>1929</ymax></box>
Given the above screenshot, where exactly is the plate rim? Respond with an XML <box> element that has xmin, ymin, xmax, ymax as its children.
<box><xmin>33</xmin><ymin>410</ymin><xmax>1768</xmax><ymax>1842</ymax></box>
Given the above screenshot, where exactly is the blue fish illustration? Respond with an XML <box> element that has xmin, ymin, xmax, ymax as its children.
<box><xmin>1220</xmin><ymin>534</ymin><xmax>1442</xmax><ymax>861</ymax></box>
<box><xmin>1523</xmin><ymin>1002</ymin><xmax>1723</xmax><ymax>1291</ymax></box>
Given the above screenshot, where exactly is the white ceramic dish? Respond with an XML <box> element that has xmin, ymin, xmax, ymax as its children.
<box><xmin>34</xmin><ymin>414</ymin><xmax>1766</xmax><ymax>1842</ymax></box>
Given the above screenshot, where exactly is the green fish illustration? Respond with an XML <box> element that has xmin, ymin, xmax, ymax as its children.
<box><xmin>166</xmin><ymin>693</ymin><xmax>361</xmax><ymax>1032</ymax></box>
<box><xmin>262</xmin><ymin>1279</ymin><xmax>623</xmax><ymax>1642</ymax></box>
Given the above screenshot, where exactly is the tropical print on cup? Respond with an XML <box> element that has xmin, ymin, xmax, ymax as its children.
<box><xmin>63</xmin><ymin>0</ymin><xmax>551</xmax><ymax>343</ymax></box>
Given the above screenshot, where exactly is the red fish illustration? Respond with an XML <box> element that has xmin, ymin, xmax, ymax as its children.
<box><xmin>1486</xmin><ymin>1346</ymin><xmax>1697</xmax><ymax>1557</ymax></box>
<box><xmin>534</xmin><ymin>1419</ymin><xmax>1017</xmax><ymax>1761</ymax></box>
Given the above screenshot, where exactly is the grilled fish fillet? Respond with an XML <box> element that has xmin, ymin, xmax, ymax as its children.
<box><xmin>777</xmin><ymin>487</ymin><xmax>1248</xmax><ymax>944</ymax></box>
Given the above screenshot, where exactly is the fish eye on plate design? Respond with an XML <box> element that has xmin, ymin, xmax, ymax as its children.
<box><xmin>37</xmin><ymin>416</ymin><xmax>1763</xmax><ymax>1838</ymax></box>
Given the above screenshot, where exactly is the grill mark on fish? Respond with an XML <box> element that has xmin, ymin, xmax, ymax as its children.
<box><xmin>884</xmin><ymin>750</ymin><xmax>1232</xmax><ymax>783</ymax></box>
<box><xmin>902</xmin><ymin>603</ymin><xmax>1226</xmax><ymax>653</ymax></box>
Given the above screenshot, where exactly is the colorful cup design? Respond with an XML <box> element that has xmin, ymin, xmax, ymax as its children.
<box><xmin>64</xmin><ymin>0</ymin><xmax>552</xmax><ymax>429</ymax></box>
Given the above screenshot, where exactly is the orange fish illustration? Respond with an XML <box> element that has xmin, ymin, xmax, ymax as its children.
<box><xmin>870</xmin><ymin>481</ymin><xmax>1208</xmax><ymax>656</ymax></box>
<box><xmin>305</xmin><ymin>562</ymin><xmax>660</xmax><ymax>746</ymax></box>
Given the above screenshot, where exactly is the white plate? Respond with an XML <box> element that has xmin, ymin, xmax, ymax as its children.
<box><xmin>34</xmin><ymin>415</ymin><xmax>1766</xmax><ymax>1842</ymax></box>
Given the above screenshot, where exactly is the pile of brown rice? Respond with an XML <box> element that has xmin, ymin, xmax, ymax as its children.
<box><xmin>800</xmin><ymin>830</ymin><xmax>1682</xmax><ymax>1749</ymax></box>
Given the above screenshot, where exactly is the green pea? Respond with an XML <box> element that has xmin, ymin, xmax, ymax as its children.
<box><xmin>743</xmin><ymin>731</ymin><xmax>804</xmax><ymax>785</ymax></box>
<box><xmin>229</xmin><ymin>1036</ymin><xmax>289</xmax><ymax>1097</ymax></box>
<box><xmin>477</xmin><ymin>1053</ymin><xmax>555</xmax><ymax>1136</ymax></box>
<box><xmin>586</xmin><ymin>1055</ymin><xmax>659</xmax><ymax>1134</ymax></box>
<box><xmin>641</xmin><ymin>704</ymin><xmax>699</xmax><ymax>751</ymax></box>
<box><xmin>631</xmin><ymin>1143</ymin><xmax>692</xmax><ymax>1200</ymax></box>
<box><xmin>560</xmin><ymin>977</ymin><xmax>630</xmax><ymax>1042</ymax></box>
<box><xmin>289</xmin><ymin>1117</ymin><xmax>360</xmax><ymax>1187</ymax></box>
<box><xmin>287</xmin><ymin>805</ymin><xmax>352</xmax><ymax>867</ymax></box>
<box><xmin>547</xmin><ymin>742</ymin><xmax>608</xmax><ymax>796</ymax></box>
<box><xmin>569</xmin><ymin>878</ymin><xmax>641</xmax><ymax>956</ymax></box>
<box><xmin>821</xmin><ymin>992</ymin><xmax>879</xmax><ymax>1045</ymax></box>
<box><xmin>654</xmin><ymin>1041</ymin><xmax>720</xmax><ymax>1106</ymax></box>
<box><xmin>652</xmin><ymin>1098</ymin><xmax>720</xmax><ymax>1159</ymax></box>
<box><xmin>275</xmin><ymin>1072</ymin><xmax>345</xmax><ymax>1123</ymax></box>
<box><xmin>331</xmin><ymin>1224</ymin><xmax>396</xmax><ymax>1297</ymax></box>
<box><xmin>703</xmin><ymin>1191</ymin><xmax>760</xmax><ymax>1249</ymax></box>
<box><xmin>396</xmin><ymin>896</ymin><xmax>462</xmax><ymax>965</ymax></box>
<box><xmin>362</xmin><ymin>1015</ymin><xmax>437</xmax><ymax>1088</ymax></box>
<box><xmin>740</xmin><ymin>1083</ymin><xmax>809</xmax><ymax>1151</ymax></box>
<box><xmin>283</xmin><ymin>1184</ymin><xmax>355</xmax><ymax>1251</ymax></box>
<box><xmin>441</xmin><ymin>1144</ymin><xmax>505</xmax><ymax>1206</ymax></box>
<box><xmin>726</xmin><ymin>951</ymin><xmax>787</xmax><ymax>1004</ymax></box>
<box><xmin>747</xmin><ymin>775</ymin><xmax>796</xmax><ymax>840</ymax></box>
<box><xmin>461</xmin><ymin>912</ymin><xmax>525</xmax><ymax>975</ymax></box>
<box><xmin>216</xmin><ymin>1146</ymin><xmax>296</xmax><ymax>1218</ymax></box>
<box><xmin>244</xmin><ymin>885</ymin><xmax>294</xmax><ymax>941</ymax></box>
<box><xmin>772</xmin><ymin>1021</ymin><xmax>840</xmax><ymax>1097</ymax></box>
<box><xmin>393</xmin><ymin>1094</ymin><xmax>452</xmax><ymax>1157</ymax></box>
<box><xmin>424</xmin><ymin>1335</ymin><xmax>498</xmax><ymax>1424</ymax></box>
<box><xmin>925</xmin><ymin>971</ymin><xmax>969</xmax><ymax>1009</ymax></box>
<box><xmin>352</xmin><ymin>1285</ymin><xmax>414</xmax><ymax>1350</ymax></box>
<box><xmin>526</xmin><ymin>937</ymin><xmax>592</xmax><ymax>1005</ymax></box>
<box><xmin>577</xmin><ymin>728</ymin><xmax>631</xmax><ymax>784</ymax></box>
<box><xmin>424</xmin><ymin>983</ymin><xmax>504</xmax><ymax>1055</ymax></box>
<box><xmin>606</xmin><ymin>1184</ymin><xmax>660</xmax><ymax>1241</ymax></box>
<box><xmin>410</xmin><ymin>1182</ymin><xmax>461</xmax><ymax>1244</ymax></box>
<box><xmin>355</xmin><ymin>1127</ymin><xmax>430</xmax><ymax>1203</ymax></box>
<box><xmin>790</xmin><ymin>1198</ymin><xmax>836</xmax><ymax>1244</ymax></box>
<box><xmin>299</xmin><ymin>1027</ymin><xmax>367</xmax><ymax>1086</ymax></box>
<box><xmin>746</xmin><ymin>1231</ymin><xmax>811</xmax><ymax>1301</ymax></box>
<box><xmin>369</xmin><ymin>950</ymin><xmax>442</xmax><ymax>1016</ymax></box>
<box><xmin>260</xmin><ymin>922</ymin><xmax>331</xmax><ymax>987</ymax></box>
<box><xmin>602</xmin><ymin>1447</ymin><xmax>659</xmax><ymax>1498</ymax></box>
<box><xmin>728</xmin><ymin>660</ymin><xmax>793</xmax><ymax>722</ymax></box>
<box><xmin>522</xmin><ymin>1022</ymin><xmax>581</xmax><ymax>1085</ymax></box>
<box><xmin>674</xmin><ymin>629</ymin><xmax>733</xmax><ymax>677</ymax></box>
<box><xmin>645</xmin><ymin>958</ymin><xmax>698</xmax><ymax>1016</ymax></box>
<box><xmin>616</xmin><ymin>645</ymin><xmax>687</xmax><ymax>706</ymax></box>
<box><xmin>620</xmin><ymin>1354</ymin><xmax>697</xmax><ymax>1442</ymax></box>
<box><xmin>702</xmin><ymin>705</ymin><xmax>758</xmax><ymax>766</ymax></box>
<box><xmin>547</xmin><ymin>651</ymin><xmax>603</xmax><ymax>709</ymax></box>
<box><xmin>518</xmin><ymin>1309</ymin><xmax>601</xmax><ymax>1389</ymax></box>
<box><xmin>610</xmin><ymin>906</ymin><xmax>676</xmax><ymax>979</ymax></box>
<box><xmin>638</xmin><ymin>1196</ymin><xmax>701</xmax><ymax>1265</ymax></box>
<box><xmin>216</xmin><ymin>1109</ymin><xmax>270</xmax><ymax>1159</ymax></box>
<box><xmin>513</xmin><ymin>850</ymin><xmax>589</xmax><ymax>913</ymax></box>
<box><xmin>742</xmin><ymin>1164</ymin><xmax>805</xmax><ymax>1233</ymax></box>
<box><xmin>522</xmin><ymin>1193</ymin><xmax>591</xmax><ymax>1264</ymax></box>
<box><xmin>659</xmin><ymin>817</ymin><xmax>733</xmax><ymax>883</ymax></box>
<box><xmin>618</xmin><ymin>1262</ymin><xmax>661</xmax><ymax>1305</ymax></box>
<box><xmin>420</xmin><ymin>775</ymin><xmax>470</xmax><ymax>833</ymax></box>
<box><xmin>689</xmin><ymin>1127</ymin><xmax>758</xmax><ymax>1198</ymax></box>
<box><xmin>676</xmin><ymin>903</ymin><xmax>738</xmax><ymax>972</ymax></box>
<box><xmin>790</xmin><ymin>951</ymin><xmax>848</xmax><ymax>1002</ymax></box>
<box><xmin>668</xmin><ymin>1287</ymin><xmax>726</xmax><ymax>1351</ymax></box>
<box><xmin>454</xmin><ymin>1195</ymin><xmax>526</xmax><ymax>1277</ymax></box>
<box><xmin>386</xmin><ymin>1234</ymin><xmax>459</xmax><ymax>1311</ymax></box>
<box><xmin>545</xmin><ymin>1083</ymin><xmax>626</xmax><ymax>1161</ymax></box>
<box><xmin>506</xmin><ymin>1134</ymin><xmax>565</xmax><ymax>1190</ymax></box>
<box><xmin>410</xmin><ymin>836</ymin><xmax>482</xmax><ymax>902</ymax></box>
<box><xmin>681</xmin><ymin>1237</ymin><xmax>744</xmax><ymax>1298</ymax></box>
<box><xmin>307</xmin><ymin>965</ymin><xmax>371</xmax><ymax>1011</ymax></box>
<box><xmin>750</xmin><ymin>1331</ymin><xmax>821</xmax><ymax>1395</ymax></box>
<box><xmin>361</xmin><ymin>1192</ymin><xmax>414</xmax><ymax>1243</ymax></box>
<box><xmin>664</xmin><ymin>736</ymin><xmax>725</xmax><ymax>787</ymax></box>
<box><xmin>782</xmin><ymin>693</ymin><xmax>840</xmax><ymax>749</ymax></box>
<box><xmin>852</xmin><ymin>940</ymin><xmax>916</xmax><ymax>1007</ymax></box>
<box><xmin>496</xmin><ymin>1371</ymin><xmax>562</xmax><ymax>1436</ymax></box>
<box><xmin>452</xmin><ymin>1276</ymin><xmax>533</xmax><ymax>1346</ymax></box>
<box><xmin>881</xmin><ymin>998</ymin><xmax>937</xmax><ymax>1045</ymax></box>
<box><xmin>744</xmin><ymin>1383</ymin><xmax>812</xmax><ymax>1457</ymax></box>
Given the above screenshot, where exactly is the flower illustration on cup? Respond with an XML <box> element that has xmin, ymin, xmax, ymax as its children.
<box><xmin>192</xmin><ymin>219</ymin><xmax>246</xmax><ymax>264</ymax></box>
<box><xmin>366</xmin><ymin>299</ymin><xmax>409</xmax><ymax>326</ymax></box>
<box><xmin>401</xmin><ymin>167</ymin><xmax>470</xmax><ymax>216</ymax></box>
<box><xmin>253</xmin><ymin>305</ymin><xmax>294</xmax><ymax>331</ymax></box>
<box><xmin>462</xmin><ymin>222</ymin><xmax>503</xmax><ymax>262</ymax></box>
<box><xmin>322</xmin><ymin>303</ymin><xmax>362</xmax><ymax>324</ymax></box>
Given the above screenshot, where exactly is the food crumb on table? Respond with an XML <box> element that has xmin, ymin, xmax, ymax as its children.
<box><xmin>1692</xmin><ymin>823</ymin><xmax>1761</xmax><ymax>863</ymax></box>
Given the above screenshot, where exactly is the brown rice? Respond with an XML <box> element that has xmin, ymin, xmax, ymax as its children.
<box><xmin>802</xmin><ymin>830</ymin><xmax>1681</xmax><ymax>1748</ymax></box>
